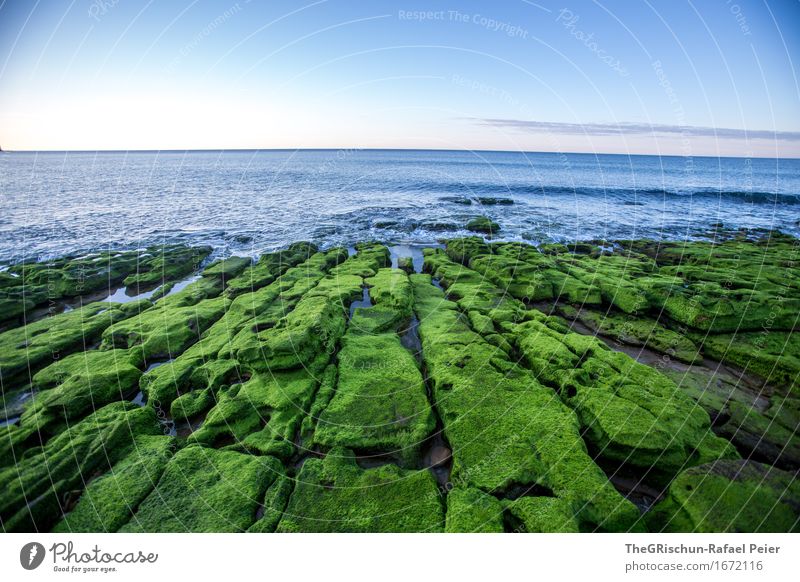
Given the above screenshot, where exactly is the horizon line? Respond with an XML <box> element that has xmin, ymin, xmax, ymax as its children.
<box><xmin>2</xmin><ymin>146</ymin><xmax>799</xmax><ymax>161</ymax></box>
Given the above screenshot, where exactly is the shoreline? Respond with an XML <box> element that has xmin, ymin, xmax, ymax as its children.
<box><xmin>0</xmin><ymin>229</ymin><xmax>797</xmax><ymax>532</ymax></box>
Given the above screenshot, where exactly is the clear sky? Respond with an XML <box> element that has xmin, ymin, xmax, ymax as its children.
<box><xmin>1</xmin><ymin>0</ymin><xmax>799</xmax><ymax>156</ymax></box>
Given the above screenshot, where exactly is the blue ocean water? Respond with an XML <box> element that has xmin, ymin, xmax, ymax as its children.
<box><xmin>0</xmin><ymin>149</ymin><xmax>798</xmax><ymax>261</ymax></box>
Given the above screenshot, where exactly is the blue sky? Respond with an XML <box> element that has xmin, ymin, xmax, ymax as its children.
<box><xmin>1</xmin><ymin>0</ymin><xmax>799</xmax><ymax>156</ymax></box>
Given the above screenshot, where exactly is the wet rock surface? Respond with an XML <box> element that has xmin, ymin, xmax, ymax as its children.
<box><xmin>0</xmin><ymin>232</ymin><xmax>797</xmax><ymax>532</ymax></box>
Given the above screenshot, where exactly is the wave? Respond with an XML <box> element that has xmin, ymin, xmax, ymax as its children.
<box><xmin>421</xmin><ymin>182</ymin><xmax>800</xmax><ymax>204</ymax></box>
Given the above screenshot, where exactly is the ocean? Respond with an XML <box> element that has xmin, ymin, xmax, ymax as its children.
<box><xmin>1</xmin><ymin>149</ymin><xmax>798</xmax><ymax>261</ymax></box>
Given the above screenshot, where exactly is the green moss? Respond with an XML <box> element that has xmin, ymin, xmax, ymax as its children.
<box><xmin>241</xmin><ymin>294</ymin><xmax>346</xmax><ymax>371</ymax></box>
<box><xmin>123</xmin><ymin>245</ymin><xmax>211</xmax><ymax>290</ymax></box>
<box><xmin>397</xmin><ymin>256</ymin><xmax>414</xmax><ymax>274</ymax></box>
<box><xmin>139</xmin><ymin>249</ymin><xmax>347</xmax><ymax>410</ymax></box>
<box><xmin>716</xmin><ymin>400</ymin><xmax>800</xmax><ymax>470</ymax></box>
<box><xmin>224</xmin><ymin>242</ymin><xmax>321</xmax><ymax>297</ymax></box>
<box><xmin>444</xmin><ymin>236</ymin><xmax>489</xmax><ymax>265</ymax></box>
<box><xmin>0</xmin><ymin>402</ymin><xmax>161</xmax><ymax>531</ymax></box>
<box><xmin>445</xmin><ymin>487</ymin><xmax>504</xmax><ymax>533</ymax></box>
<box><xmin>202</xmin><ymin>256</ymin><xmax>252</xmax><ymax>280</ymax></box>
<box><xmin>0</xmin><ymin>301</ymin><xmax>143</xmax><ymax>388</ymax></box>
<box><xmin>364</xmin><ymin>268</ymin><xmax>413</xmax><ymax>321</ymax></box>
<box><xmin>233</xmin><ymin>246</ymin><xmax>387</xmax><ymax>372</ymax></box>
<box><xmin>19</xmin><ymin>349</ymin><xmax>143</xmax><ymax>431</ymax></box>
<box><xmin>504</xmin><ymin>497</ymin><xmax>580</xmax><ymax>533</ymax></box>
<box><xmin>503</xmin><ymin>308</ymin><xmax>737</xmax><ymax>476</ymax></box>
<box><xmin>659</xmin><ymin>366</ymin><xmax>755</xmax><ymax>417</ymax></box>
<box><xmin>299</xmin><ymin>364</ymin><xmax>338</xmax><ymax>444</ymax></box>
<box><xmin>190</xmin><ymin>356</ymin><xmax>326</xmax><ymax>459</ymax></box>
<box><xmin>0</xmin><ymin>245</ymin><xmax>209</xmax><ymax>323</ymax></box>
<box><xmin>330</xmin><ymin>243</ymin><xmax>390</xmax><ymax>278</ymax></box>
<box><xmin>53</xmin><ymin>435</ymin><xmax>174</xmax><ymax>532</ymax></box>
<box><xmin>465</xmin><ymin>216</ymin><xmax>500</xmax><ymax>234</ymax></box>
<box><xmin>102</xmin><ymin>296</ymin><xmax>228</xmax><ymax>361</ymax></box>
<box><xmin>697</xmin><ymin>331</ymin><xmax>799</xmax><ymax>393</ymax></box>
<box><xmin>411</xmin><ymin>273</ymin><xmax>639</xmax><ymax>531</ymax></box>
<box><xmin>562</xmin><ymin>306</ymin><xmax>699</xmax><ymax>364</ymax></box>
<box><xmin>247</xmin><ymin>473</ymin><xmax>294</xmax><ymax>533</ymax></box>
<box><xmin>276</xmin><ymin>449</ymin><xmax>444</xmax><ymax>532</ymax></box>
<box><xmin>314</xmin><ymin>334</ymin><xmax>435</xmax><ymax>465</ymax></box>
<box><xmin>647</xmin><ymin>460</ymin><xmax>800</xmax><ymax>532</ymax></box>
<box><xmin>121</xmin><ymin>446</ymin><xmax>285</xmax><ymax>532</ymax></box>
<box><xmin>170</xmin><ymin>388</ymin><xmax>214</xmax><ymax>423</ymax></box>
<box><xmin>143</xmin><ymin>357</ymin><xmax>240</xmax><ymax>413</ymax></box>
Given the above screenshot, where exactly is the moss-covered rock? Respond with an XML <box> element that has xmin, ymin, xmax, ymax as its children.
<box><xmin>647</xmin><ymin>459</ymin><xmax>800</xmax><ymax>532</ymax></box>
<box><xmin>139</xmin><ymin>248</ymin><xmax>346</xmax><ymax>411</ymax></box>
<box><xmin>192</xmin><ymin>357</ymin><xmax>326</xmax><ymax>458</ymax></box>
<box><xmin>247</xmin><ymin>473</ymin><xmax>294</xmax><ymax>533</ymax></box>
<box><xmin>424</xmin><ymin>250</ymin><xmax>736</xmax><ymax>478</ymax></box>
<box><xmin>224</xmin><ymin>242</ymin><xmax>320</xmax><ymax>297</ymax></box>
<box><xmin>560</xmin><ymin>305</ymin><xmax>700</xmax><ymax>364</ymax></box>
<box><xmin>0</xmin><ymin>301</ymin><xmax>145</xmax><ymax>389</ymax></box>
<box><xmin>716</xmin><ymin>399</ymin><xmax>800</xmax><ymax>470</ymax></box>
<box><xmin>231</xmin><ymin>245</ymin><xmax>386</xmax><ymax>372</ymax></box>
<box><xmin>53</xmin><ymin>435</ymin><xmax>174</xmax><ymax>532</ymax></box>
<box><xmin>411</xmin><ymin>273</ymin><xmax>640</xmax><ymax>531</ymax></box>
<box><xmin>696</xmin><ymin>331</ymin><xmax>799</xmax><ymax>393</ymax></box>
<box><xmin>102</xmin><ymin>296</ymin><xmax>228</xmax><ymax>361</ymax></box>
<box><xmin>0</xmin><ymin>245</ymin><xmax>209</xmax><ymax>324</ymax></box>
<box><xmin>511</xmin><ymin>319</ymin><xmax>737</xmax><ymax>474</ymax></box>
<box><xmin>0</xmin><ymin>402</ymin><xmax>161</xmax><ymax>531</ymax></box>
<box><xmin>465</xmin><ymin>216</ymin><xmax>500</xmax><ymax>234</ymax></box>
<box><xmin>201</xmin><ymin>256</ymin><xmax>252</xmax><ymax>280</ymax></box>
<box><xmin>123</xmin><ymin>245</ymin><xmax>211</xmax><ymax>290</ymax></box>
<box><xmin>10</xmin><ymin>349</ymin><xmax>145</xmax><ymax>443</ymax></box>
<box><xmin>276</xmin><ymin>449</ymin><xmax>444</xmax><ymax>532</ymax></box>
<box><xmin>504</xmin><ymin>497</ymin><xmax>580</xmax><ymax>533</ymax></box>
<box><xmin>445</xmin><ymin>487</ymin><xmax>504</xmax><ymax>533</ymax></box>
<box><xmin>314</xmin><ymin>333</ymin><xmax>435</xmax><ymax>465</ymax></box>
<box><xmin>397</xmin><ymin>256</ymin><xmax>414</xmax><ymax>274</ymax></box>
<box><xmin>121</xmin><ymin>446</ymin><xmax>285</xmax><ymax>532</ymax></box>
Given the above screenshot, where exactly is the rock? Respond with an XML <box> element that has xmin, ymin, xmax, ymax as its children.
<box><xmin>476</xmin><ymin>197</ymin><xmax>513</xmax><ymax>205</ymax></box>
<box><xmin>446</xmin><ymin>487</ymin><xmax>504</xmax><ymax>533</ymax></box>
<box><xmin>465</xmin><ymin>216</ymin><xmax>500</xmax><ymax>234</ymax></box>
<box><xmin>276</xmin><ymin>448</ymin><xmax>444</xmax><ymax>532</ymax></box>
<box><xmin>53</xmin><ymin>435</ymin><xmax>173</xmax><ymax>532</ymax></box>
<box><xmin>120</xmin><ymin>447</ymin><xmax>286</xmax><ymax>532</ymax></box>
<box><xmin>440</xmin><ymin>196</ymin><xmax>472</xmax><ymax>205</ymax></box>
<box><xmin>648</xmin><ymin>459</ymin><xmax>800</xmax><ymax>532</ymax></box>
<box><xmin>411</xmin><ymin>273</ymin><xmax>640</xmax><ymax>532</ymax></box>
<box><xmin>201</xmin><ymin>255</ymin><xmax>252</xmax><ymax>279</ymax></box>
<box><xmin>397</xmin><ymin>256</ymin><xmax>414</xmax><ymax>273</ymax></box>
<box><xmin>0</xmin><ymin>403</ymin><xmax>161</xmax><ymax>531</ymax></box>
<box><xmin>427</xmin><ymin>445</ymin><xmax>451</xmax><ymax>467</ymax></box>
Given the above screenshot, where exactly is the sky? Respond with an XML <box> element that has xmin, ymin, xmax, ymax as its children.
<box><xmin>0</xmin><ymin>0</ymin><xmax>799</xmax><ymax>157</ymax></box>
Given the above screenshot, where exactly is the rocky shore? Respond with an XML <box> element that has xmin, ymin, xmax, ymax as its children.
<box><xmin>0</xmin><ymin>227</ymin><xmax>797</xmax><ymax>532</ymax></box>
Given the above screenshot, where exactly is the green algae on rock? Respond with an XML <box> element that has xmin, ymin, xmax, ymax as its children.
<box><xmin>445</xmin><ymin>487</ymin><xmax>504</xmax><ymax>533</ymax></box>
<box><xmin>53</xmin><ymin>435</ymin><xmax>174</xmax><ymax>532</ymax></box>
<box><xmin>314</xmin><ymin>333</ymin><xmax>434</xmax><ymax>463</ymax></box>
<box><xmin>0</xmin><ymin>402</ymin><xmax>161</xmax><ymax>532</ymax></box>
<box><xmin>0</xmin><ymin>232</ymin><xmax>798</xmax><ymax>533</ymax></box>
<box><xmin>465</xmin><ymin>216</ymin><xmax>500</xmax><ymax>234</ymax></box>
<box><xmin>123</xmin><ymin>245</ymin><xmax>212</xmax><ymax>290</ymax></box>
<box><xmin>504</xmin><ymin>496</ymin><xmax>581</xmax><ymax>533</ymax></box>
<box><xmin>120</xmin><ymin>446</ymin><xmax>285</xmax><ymax>532</ymax></box>
<box><xmin>648</xmin><ymin>459</ymin><xmax>800</xmax><ymax>532</ymax></box>
<box><xmin>411</xmin><ymin>272</ymin><xmax>640</xmax><ymax>531</ymax></box>
<box><xmin>0</xmin><ymin>244</ymin><xmax>210</xmax><ymax>324</ymax></box>
<box><xmin>559</xmin><ymin>305</ymin><xmax>700</xmax><ymax>364</ymax></box>
<box><xmin>0</xmin><ymin>300</ymin><xmax>147</xmax><ymax>392</ymax></box>
<box><xmin>276</xmin><ymin>448</ymin><xmax>444</xmax><ymax>532</ymax></box>
<box><xmin>422</xmin><ymin>249</ymin><xmax>736</xmax><ymax>478</ymax></box>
